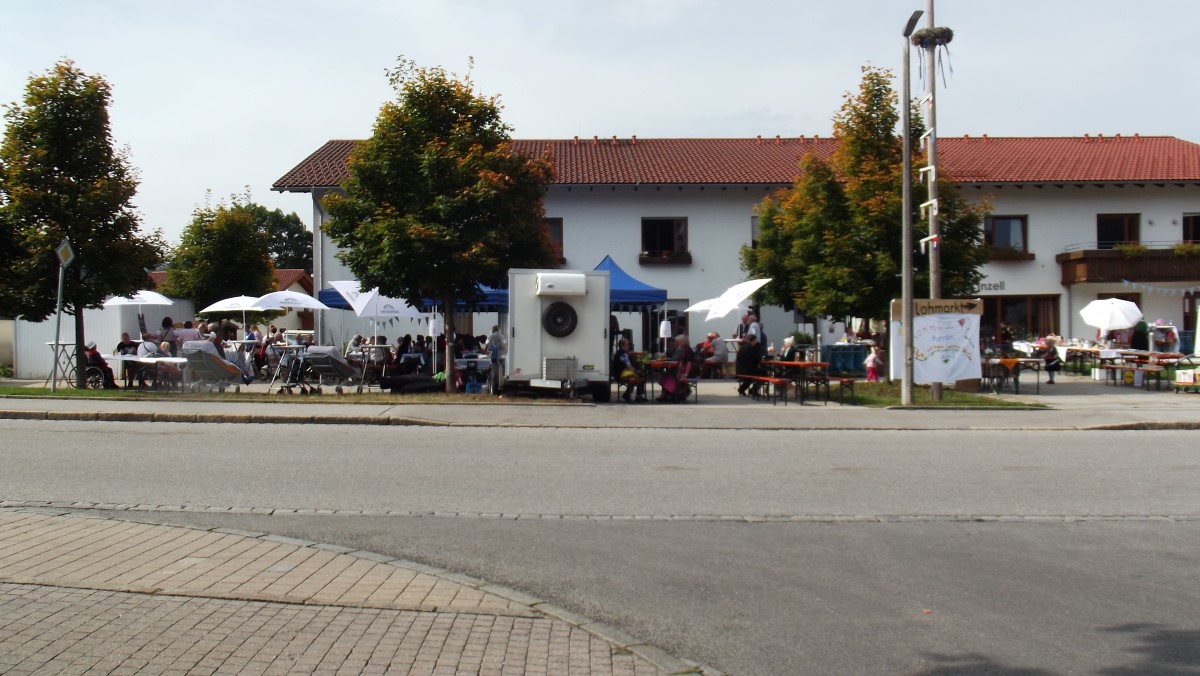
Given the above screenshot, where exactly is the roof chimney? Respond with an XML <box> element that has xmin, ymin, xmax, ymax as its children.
<box><xmin>775</xmin><ymin>135</ymin><xmax>781</xmax><ymax>145</ymax></box>
<box><xmin>799</xmin><ymin>134</ymin><xmax>806</xmax><ymax>143</ymax></box>
<box><xmin>611</xmin><ymin>135</ymin><xmax>618</xmax><ymax>145</ymax></box>
<box><xmin>1083</xmin><ymin>134</ymin><xmax>1090</xmax><ymax>142</ymax></box>
<box><xmin>631</xmin><ymin>135</ymin><xmax>636</xmax><ymax>145</ymax></box>
<box><xmin>981</xmin><ymin>134</ymin><xmax>988</xmax><ymax>143</ymax></box>
<box><xmin>572</xmin><ymin>135</ymin><xmax>579</xmax><ymax>146</ymax></box>
<box><xmin>756</xmin><ymin>135</ymin><xmax>762</xmax><ymax>145</ymax></box>
<box><xmin>592</xmin><ymin>135</ymin><xmax>599</xmax><ymax>145</ymax></box>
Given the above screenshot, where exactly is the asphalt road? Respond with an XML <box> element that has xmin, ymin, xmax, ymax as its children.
<box><xmin>4</xmin><ymin>419</ymin><xmax>1199</xmax><ymax>674</ymax></box>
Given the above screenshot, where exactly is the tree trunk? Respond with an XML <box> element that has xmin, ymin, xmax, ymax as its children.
<box><xmin>73</xmin><ymin>309</ymin><xmax>86</xmax><ymax>389</ymax></box>
<box><xmin>442</xmin><ymin>295</ymin><xmax>456</xmax><ymax>394</ymax></box>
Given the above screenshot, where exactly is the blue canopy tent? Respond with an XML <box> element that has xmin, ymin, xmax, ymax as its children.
<box><xmin>594</xmin><ymin>255</ymin><xmax>667</xmax><ymax>310</ymax></box>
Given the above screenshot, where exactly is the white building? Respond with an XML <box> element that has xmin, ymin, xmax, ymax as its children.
<box><xmin>275</xmin><ymin>134</ymin><xmax>1200</xmax><ymax>353</ymax></box>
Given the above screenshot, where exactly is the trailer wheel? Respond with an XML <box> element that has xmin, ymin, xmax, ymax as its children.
<box><xmin>543</xmin><ymin>301</ymin><xmax>578</xmax><ymax>338</ymax></box>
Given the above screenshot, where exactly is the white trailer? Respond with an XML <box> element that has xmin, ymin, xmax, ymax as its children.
<box><xmin>501</xmin><ymin>269</ymin><xmax>611</xmax><ymax>401</ymax></box>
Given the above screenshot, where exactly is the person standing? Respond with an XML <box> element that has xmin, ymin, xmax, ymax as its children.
<box><xmin>1042</xmin><ymin>335</ymin><xmax>1062</xmax><ymax>384</ymax></box>
<box><xmin>735</xmin><ymin>333</ymin><xmax>765</xmax><ymax>397</ymax></box>
<box><xmin>113</xmin><ymin>332</ymin><xmax>139</xmax><ymax>387</ymax></box>
<box><xmin>864</xmin><ymin>346</ymin><xmax>883</xmax><ymax>382</ymax></box>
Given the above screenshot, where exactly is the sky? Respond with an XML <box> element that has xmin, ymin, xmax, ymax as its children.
<box><xmin>2</xmin><ymin>0</ymin><xmax>1197</xmax><ymax>244</ymax></box>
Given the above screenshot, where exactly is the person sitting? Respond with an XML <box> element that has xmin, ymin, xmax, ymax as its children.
<box><xmin>174</xmin><ymin>320</ymin><xmax>201</xmax><ymax>349</ymax></box>
<box><xmin>83</xmin><ymin>341</ymin><xmax>119</xmax><ymax>389</ymax></box>
<box><xmin>613</xmin><ymin>337</ymin><xmax>647</xmax><ymax>403</ymax></box>
<box><xmin>183</xmin><ymin>337</ymin><xmax>250</xmax><ymax>385</ymax></box>
<box><xmin>701</xmin><ymin>331</ymin><xmax>728</xmax><ymax>378</ymax></box>
<box><xmin>659</xmin><ymin>334</ymin><xmax>696</xmax><ymax>403</ymax></box>
<box><xmin>735</xmin><ymin>333</ymin><xmax>766</xmax><ymax>397</ymax></box>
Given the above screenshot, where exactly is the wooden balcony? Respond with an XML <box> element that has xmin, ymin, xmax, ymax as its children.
<box><xmin>1055</xmin><ymin>248</ymin><xmax>1200</xmax><ymax>285</ymax></box>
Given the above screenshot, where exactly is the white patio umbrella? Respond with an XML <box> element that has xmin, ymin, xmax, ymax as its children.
<box><xmin>199</xmin><ymin>295</ymin><xmax>271</xmax><ymax>328</ymax></box>
<box><xmin>254</xmin><ymin>290</ymin><xmax>330</xmax><ymax>311</ymax></box>
<box><xmin>328</xmin><ymin>281</ymin><xmax>422</xmax><ymax>342</ymax></box>
<box><xmin>1079</xmin><ymin>298</ymin><xmax>1143</xmax><ymax>335</ymax></box>
<box><xmin>103</xmin><ymin>289</ymin><xmax>173</xmax><ymax>309</ymax></box>
<box><xmin>103</xmin><ymin>290</ymin><xmax>174</xmax><ymax>333</ymax></box>
<box><xmin>686</xmin><ymin>278</ymin><xmax>771</xmax><ymax>322</ymax></box>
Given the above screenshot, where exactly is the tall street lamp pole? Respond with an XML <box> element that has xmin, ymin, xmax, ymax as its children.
<box><xmin>901</xmin><ymin>9</ymin><xmax>923</xmax><ymax>407</ymax></box>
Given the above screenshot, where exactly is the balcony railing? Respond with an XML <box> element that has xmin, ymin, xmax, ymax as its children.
<box><xmin>1055</xmin><ymin>240</ymin><xmax>1200</xmax><ymax>284</ymax></box>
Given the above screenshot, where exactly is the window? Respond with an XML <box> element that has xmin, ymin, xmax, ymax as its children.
<box><xmin>1184</xmin><ymin>214</ymin><xmax>1200</xmax><ymax>243</ymax></box>
<box><xmin>1096</xmin><ymin>213</ymin><xmax>1139</xmax><ymax>249</ymax></box>
<box><xmin>985</xmin><ymin>216</ymin><xmax>1027</xmax><ymax>251</ymax></box>
<box><xmin>543</xmin><ymin>217</ymin><xmax>565</xmax><ymax>264</ymax></box>
<box><xmin>641</xmin><ymin>217</ymin><xmax>687</xmax><ymax>255</ymax></box>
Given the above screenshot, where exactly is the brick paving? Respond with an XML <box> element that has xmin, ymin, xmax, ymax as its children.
<box><xmin>0</xmin><ymin>511</ymin><xmax>679</xmax><ymax>675</ymax></box>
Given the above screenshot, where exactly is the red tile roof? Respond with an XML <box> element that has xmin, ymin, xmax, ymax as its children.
<box><xmin>148</xmin><ymin>269</ymin><xmax>312</xmax><ymax>293</ymax></box>
<box><xmin>273</xmin><ymin>135</ymin><xmax>1200</xmax><ymax>191</ymax></box>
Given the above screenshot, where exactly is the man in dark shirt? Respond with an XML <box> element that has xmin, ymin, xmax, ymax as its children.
<box><xmin>735</xmin><ymin>333</ymin><xmax>765</xmax><ymax>396</ymax></box>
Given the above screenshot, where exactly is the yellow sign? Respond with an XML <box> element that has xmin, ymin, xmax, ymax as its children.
<box><xmin>55</xmin><ymin>238</ymin><xmax>75</xmax><ymax>267</ymax></box>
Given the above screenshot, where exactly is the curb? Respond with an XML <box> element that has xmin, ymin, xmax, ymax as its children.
<box><xmin>4</xmin><ymin>408</ymin><xmax>1200</xmax><ymax>431</ymax></box>
<box><xmin>4</xmin><ymin>507</ymin><xmax>715</xmax><ymax>675</ymax></box>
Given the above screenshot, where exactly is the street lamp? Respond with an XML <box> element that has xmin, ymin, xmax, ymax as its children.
<box><xmin>900</xmin><ymin>9</ymin><xmax>922</xmax><ymax>407</ymax></box>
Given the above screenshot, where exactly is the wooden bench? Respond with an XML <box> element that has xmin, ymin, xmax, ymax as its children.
<box><xmin>1104</xmin><ymin>364</ymin><xmax>1165</xmax><ymax>390</ymax></box>
<box><xmin>736</xmin><ymin>375</ymin><xmax>790</xmax><ymax>405</ymax></box>
<box><xmin>832</xmin><ymin>377</ymin><xmax>857</xmax><ymax>405</ymax></box>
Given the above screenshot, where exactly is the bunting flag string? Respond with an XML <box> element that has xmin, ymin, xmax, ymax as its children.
<box><xmin>1121</xmin><ymin>279</ymin><xmax>1200</xmax><ymax>296</ymax></box>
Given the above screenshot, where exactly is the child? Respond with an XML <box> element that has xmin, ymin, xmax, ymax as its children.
<box><xmin>864</xmin><ymin>347</ymin><xmax>882</xmax><ymax>382</ymax></box>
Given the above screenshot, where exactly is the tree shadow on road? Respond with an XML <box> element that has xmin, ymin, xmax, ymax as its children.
<box><xmin>1096</xmin><ymin>623</ymin><xmax>1200</xmax><ymax>675</ymax></box>
<box><xmin>915</xmin><ymin>652</ymin><xmax>1054</xmax><ymax>675</ymax></box>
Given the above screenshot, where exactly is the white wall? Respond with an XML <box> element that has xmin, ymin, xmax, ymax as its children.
<box><xmin>14</xmin><ymin>301</ymin><xmax>195</xmax><ymax>380</ymax></box>
<box><xmin>977</xmin><ymin>183</ymin><xmax>1200</xmax><ymax>338</ymax></box>
<box><xmin>310</xmin><ymin>181</ymin><xmax>1200</xmax><ymax>350</ymax></box>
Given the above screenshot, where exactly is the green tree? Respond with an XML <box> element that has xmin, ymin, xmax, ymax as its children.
<box><xmin>246</xmin><ymin>203</ymin><xmax>311</xmax><ymax>271</ymax></box>
<box><xmin>161</xmin><ymin>201</ymin><xmax>277</xmax><ymax>311</ymax></box>
<box><xmin>0</xmin><ymin>60</ymin><xmax>164</xmax><ymax>385</ymax></box>
<box><xmin>742</xmin><ymin>66</ymin><xmax>987</xmax><ymax>321</ymax></box>
<box><xmin>323</xmin><ymin>58</ymin><xmax>556</xmax><ymax>392</ymax></box>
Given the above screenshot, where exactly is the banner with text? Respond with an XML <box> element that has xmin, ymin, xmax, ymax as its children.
<box><xmin>913</xmin><ymin>313</ymin><xmax>981</xmax><ymax>383</ymax></box>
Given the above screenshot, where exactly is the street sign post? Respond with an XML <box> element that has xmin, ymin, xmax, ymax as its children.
<box><xmin>51</xmin><ymin>238</ymin><xmax>75</xmax><ymax>392</ymax></box>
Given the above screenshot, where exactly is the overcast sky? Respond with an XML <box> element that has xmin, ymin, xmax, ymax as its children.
<box><xmin>2</xmin><ymin>0</ymin><xmax>1196</xmax><ymax>244</ymax></box>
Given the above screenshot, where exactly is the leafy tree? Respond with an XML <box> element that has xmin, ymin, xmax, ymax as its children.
<box><xmin>161</xmin><ymin>200</ymin><xmax>277</xmax><ymax>311</ymax></box>
<box><xmin>323</xmin><ymin>58</ymin><xmax>556</xmax><ymax>391</ymax></box>
<box><xmin>245</xmin><ymin>203</ymin><xmax>311</xmax><ymax>271</ymax></box>
<box><xmin>742</xmin><ymin>66</ymin><xmax>987</xmax><ymax>321</ymax></box>
<box><xmin>0</xmin><ymin>60</ymin><xmax>164</xmax><ymax>385</ymax></box>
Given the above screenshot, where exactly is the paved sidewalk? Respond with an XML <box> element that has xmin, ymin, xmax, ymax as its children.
<box><xmin>0</xmin><ymin>510</ymin><xmax>694</xmax><ymax>675</ymax></box>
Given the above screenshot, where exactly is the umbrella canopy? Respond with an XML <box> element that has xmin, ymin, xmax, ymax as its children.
<box><xmin>1079</xmin><ymin>298</ymin><xmax>1143</xmax><ymax>334</ymax></box>
<box><xmin>328</xmin><ymin>281</ymin><xmax>422</xmax><ymax>319</ymax></box>
<box><xmin>254</xmin><ymin>290</ymin><xmax>330</xmax><ymax>311</ymax></box>
<box><xmin>199</xmin><ymin>295</ymin><xmax>272</xmax><ymax>329</ymax></box>
<box><xmin>199</xmin><ymin>295</ymin><xmax>270</xmax><ymax>314</ymax></box>
<box><xmin>103</xmin><ymin>290</ymin><xmax>173</xmax><ymax>307</ymax></box>
<box><xmin>686</xmin><ymin>278</ymin><xmax>771</xmax><ymax>321</ymax></box>
<box><xmin>354</xmin><ymin>289</ymin><xmax>423</xmax><ymax>319</ymax></box>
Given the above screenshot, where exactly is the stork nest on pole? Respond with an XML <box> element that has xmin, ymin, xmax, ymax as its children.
<box><xmin>911</xmin><ymin>26</ymin><xmax>954</xmax><ymax>49</ymax></box>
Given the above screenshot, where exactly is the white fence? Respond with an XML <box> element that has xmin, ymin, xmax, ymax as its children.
<box><xmin>14</xmin><ymin>302</ymin><xmax>194</xmax><ymax>380</ymax></box>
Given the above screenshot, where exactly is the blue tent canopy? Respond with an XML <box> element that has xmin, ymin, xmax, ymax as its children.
<box><xmin>594</xmin><ymin>255</ymin><xmax>667</xmax><ymax>311</ymax></box>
